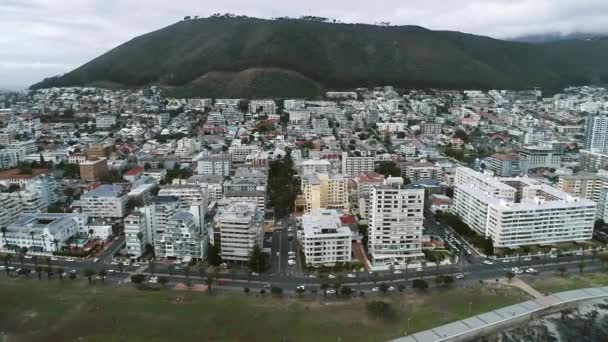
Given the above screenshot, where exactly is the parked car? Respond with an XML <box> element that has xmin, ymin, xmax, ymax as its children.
<box><xmin>347</xmin><ymin>273</ymin><xmax>356</xmax><ymax>278</ymax></box>
<box><xmin>326</xmin><ymin>289</ymin><xmax>336</xmax><ymax>295</ymax></box>
<box><xmin>93</xmin><ymin>258</ymin><xmax>100</xmax><ymax>263</ymax></box>
<box><xmin>482</xmin><ymin>260</ymin><xmax>494</xmax><ymax>265</ymax></box>
<box><xmin>220</xmin><ymin>263</ymin><xmax>228</xmax><ymax>269</ymax></box>
<box><xmin>393</xmin><ymin>270</ymin><xmax>402</xmax><ymax>274</ymax></box>
<box><xmin>51</xmin><ymin>257</ymin><xmax>59</xmax><ymax>261</ymax></box>
<box><xmin>455</xmin><ymin>274</ymin><xmax>465</xmax><ymax>279</ymax></box>
<box><xmin>328</xmin><ymin>274</ymin><xmax>336</xmax><ymax>279</ymax></box>
<box><xmin>66</xmin><ymin>258</ymin><xmax>75</xmax><ymax>262</ymax></box>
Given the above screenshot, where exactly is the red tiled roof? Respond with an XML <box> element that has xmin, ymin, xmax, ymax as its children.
<box><xmin>124</xmin><ymin>165</ymin><xmax>145</xmax><ymax>176</ymax></box>
<box><xmin>0</xmin><ymin>168</ymin><xmax>49</xmax><ymax>180</ymax></box>
<box><xmin>340</xmin><ymin>215</ymin><xmax>357</xmax><ymax>225</ymax></box>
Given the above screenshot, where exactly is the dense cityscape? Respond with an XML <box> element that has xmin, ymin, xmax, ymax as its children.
<box><xmin>3</xmin><ymin>85</ymin><xmax>608</xmax><ymax>340</ymax></box>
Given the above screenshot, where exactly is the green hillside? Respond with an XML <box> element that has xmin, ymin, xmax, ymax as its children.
<box><xmin>31</xmin><ymin>17</ymin><xmax>608</xmax><ymax>97</ymax></box>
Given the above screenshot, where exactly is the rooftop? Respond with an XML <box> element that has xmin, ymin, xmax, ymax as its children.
<box><xmin>82</xmin><ymin>184</ymin><xmax>125</xmax><ymax>198</ymax></box>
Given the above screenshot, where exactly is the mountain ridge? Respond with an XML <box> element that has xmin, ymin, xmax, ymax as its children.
<box><xmin>31</xmin><ymin>17</ymin><xmax>608</xmax><ymax>97</ymax></box>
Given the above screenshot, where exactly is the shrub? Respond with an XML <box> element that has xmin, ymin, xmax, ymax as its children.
<box><xmin>366</xmin><ymin>301</ymin><xmax>397</xmax><ymax>321</ymax></box>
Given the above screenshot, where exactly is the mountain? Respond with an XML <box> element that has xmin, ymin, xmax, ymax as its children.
<box><xmin>31</xmin><ymin>17</ymin><xmax>608</xmax><ymax>98</ymax></box>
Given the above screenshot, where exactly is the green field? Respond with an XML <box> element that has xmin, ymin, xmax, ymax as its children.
<box><xmin>0</xmin><ymin>277</ymin><xmax>529</xmax><ymax>341</ymax></box>
<box><xmin>525</xmin><ymin>272</ymin><xmax>608</xmax><ymax>294</ymax></box>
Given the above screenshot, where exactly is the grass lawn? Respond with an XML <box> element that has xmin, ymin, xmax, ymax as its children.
<box><xmin>525</xmin><ymin>272</ymin><xmax>608</xmax><ymax>294</ymax></box>
<box><xmin>0</xmin><ymin>277</ymin><xmax>528</xmax><ymax>341</ymax></box>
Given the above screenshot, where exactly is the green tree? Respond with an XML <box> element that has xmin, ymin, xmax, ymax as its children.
<box><xmin>341</xmin><ymin>285</ymin><xmax>353</xmax><ymax>297</ymax></box>
<box><xmin>205</xmin><ymin>272</ymin><xmax>215</xmax><ymax>295</ymax></box>
<box><xmin>578</xmin><ymin>262</ymin><xmax>586</xmax><ymax>273</ymax></box>
<box><xmin>207</xmin><ymin>243</ymin><xmax>222</xmax><ymax>266</ymax></box>
<box><xmin>412</xmin><ymin>279</ymin><xmax>429</xmax><ymax>291</ymax></box>
<box><xmin>248</xmin><ymin>244</ymin><xmax>269</xmax><ymax>273</ymax></box>
<box><xmin>98</xmin><ymin>269</ymin><xmax>108</xmax><ymax>283</ymax></box>
<box><xmin>83</xmin><ymin>269</ymin><xmax>95</xmax><ymax>284</ymax></box>
<box><xmin>505</xmin><ymin>271</ymin><xmax>515</xmax><ymax>282</ymax></box>
<box><xmin>158</xmin><ymin>276</ymin><xmax>170</xmax><ymax>288</ymax></box>
<box><xmin>131</xmin><ymin>274</ymin><xmax>146</xmax><ymax>285</ymax></box>
<box><xmin>374</xmin><ymin>161</ymin><xmax>400</xmax><ymax>177</ymax></box>
<box><xmin>270</xmin><ymin>286</ymin><xmax>283</xmax><ymax>295</ymax></box>
<box><xmin>379</xmin><ymin>282</ymin><xmax>389</xmax><ymax>294</ymax></box>
<box><xmin>558</xmin><ymin>266</ymin><xmax>567</xmax><ymax>277</ymax></box>
<box><xmin>366</xmin><ymin>301</ymin><xmax>397</xmax><ymax>321</ymax></box>
<box><xmin>35</xmin><ymin>266</ymin><xmax>43</xmax><ymax>280</ymax></box>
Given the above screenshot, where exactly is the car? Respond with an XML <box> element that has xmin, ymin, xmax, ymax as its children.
<box><xmin>93</xmin><ymin>258</ymin><xmax>100</xmax><ymax>263</ymax></box>
<box><xmin>455</xmin><ymin>274</ymin><xmax>465</xmax><ymax>279</ymax></box>
<box><xmin>108</xmin><ymin>270</ymin><xmax>116</xmax><ymax>274</ymax></box>
<box><xmin>288</xmin><ymin>251</ymin><xmax>296</xmax><ymax>256</ymax></box>
<box><xmin>296</xmin><ymin>285</ymin><xmax>305</xmax><ymax>291</ymax></box>
<box><xmin>263</xmin><ymin>283</ymin><xmax>271</xmax><ymax>289</ymax></box>
<box><xmin>220</xmin><ymin>263</ymin><xmax>228</xmax><ymax>269</ymax></box>
<box><xmin>0</xmin><ymin>266</ymin><xmax>5</xmax><ymax>270</ymax></box>
<box><xmin>288</xmin><ymin>255</ymin><xmax>296</xmax><ymax>260</ymax></box>
<box><xmin>575</xmin><ymin>251</ymin><xmax>583</xmax><ymax>256</ymax></box>
<box><xmin>95</xmin><ymin>275</ymin><xmax>103</xmax><ymax>280</ymax></box>
<box><xmin>174</xmin><ymin>266</ymin><xmax>182</xmax><ymax>271</ymax></box>
<box><xmin>287</xmin><ymin>259</ymin><xmax>296</xmax><ymax>266</ymax></box>
<box><xmin>523</xmin><ymin>257</ymin><xmax>532</xmax><ymax>262</ymax></box>
<box><xmin>347</xmin><ymin>273</ymin><xmax>356</xmax><ymax>278</ymax></box>
<box><xmin>251</xmin><ymin>272</ymin><xmax>259</xmax><ymax>277</ymax></box>
<box><xmin>549</xmin><ymin>254</ymin><xmax>558</xmax><ymax>259</ymax></box>
<box><xmin>526</xmin><ymin>268</ymin><xmax>538</xmax><ymax>274</ymax></box>
<box><xmin>132</xmin><ymin>263</ymin><xmax>141</xmax><ymax>267</ymax></box>
<box><xmin>61</xmin><ymin>272</ymin><xmax>68</xmax><ymax>277</ymax></box>
<box><xmin>149</xmin><ymin>276</ymin><xmax>158</xmax><ymax>284</ymax></box>
<box><xmin>217</xmin><ymin>280</ymin><xmax>225</xmax><ymax>286</ymax></box>
<box><xmin>393</xmin><ymin>270</ymin><xmax>402</xmax><ymax>274</ymax></box>
<box><xmin>372</xmin><ymin>287</ymin><xmax>379</xmax><ymax>292</ymax></box>
<box><xmin>388</xmin><ymin>286</ymin><xmax>395</xmax><ymax>291</ymax></box>
<box><xmin>308</xmin><ymin>274</ymin><xmax>316</xmax><ymax>278</ymax></box>
<box><xmin>328</xmin><ymin>274</ymin><xmax>336</xmax><ymax>279</ymax></box>
<box><xmin>24</xmin><ymin>255</ymin><xmax>32</xmax><ymax>259</ymax></box>
<box><xmin>482</xmin><ymin>260</ymin><xmax>494</xmax><ymax>265</ymax></box>
<box><xmin>51</xmin><ymin>257</ymin><xmax>58</xmax><ymax>261</ymax></box>
<box><xmin>15</xmin><ymin>268</ymin><xmax>22</xmax><ymax>274</ymax></box>
<box><xmin>416</xmin><ymin>267</ymin><xmax>423</xmax><ymax>272</ymax></box>
<box><xmin>326</xmin><ymin>289</ymin><xmax>336</xmax><ymax>295</ymax></box>
<box><xmin>510</xmin><ymin>267</ymin><xmax>520</xmax><ymax>272</ymax></box>
<box><xmin>7</xmin><ymin>266</ymin><xmax>14</xmax><ymax>271</ymax></box>
<box><xmin>70</xmin><ymin>269</ymin><xmax>78</xmax><ymax>274</ymax></box>
<box><xmin>66</xmin><ymin>258</ymin><xmax>75</xmax><ymax>262</ymax></box>
<box><xmin>110</xmin><ymin>261</ymin><xmax>119</xmax><ymax>265</ymax></box>
<box><xmin>502</xmin><ymin>259</ymin><xmax>510</xmax><ymax>263</ymax></box>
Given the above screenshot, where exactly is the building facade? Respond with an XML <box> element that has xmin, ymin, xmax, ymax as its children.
<box><xmin>300</xmin><ymin>209</ymin><xmax>352</xmax><ymax>267</ymax></box>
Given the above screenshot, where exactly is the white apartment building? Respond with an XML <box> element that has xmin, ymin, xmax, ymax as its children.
<box><xmin>518</xmin><ymin>145</ymin><xmax>563</xmax><ymax>169</ymax></box>
<box><xmin>0</xmin><ymin>148</ymin><xmax>25</xmax><ymax>169</ymax></box>
<box><xmin>288</xmin><ymin>110</ymin><xmax>311</xmax><ymax>124</ymax></box>
<box><xmin>95</xmin><ymin>115</ymin><xmax>117</xmax><ymax>129</ymax></box>
<box><xmin>0</xmin><ymin>193</ymin><xmax>22</xmax><ymax>229</ymax></box>
<box><xmin>4</xmin><ymin>213</ymin><xmax>81</xmax><ymax>253</ymax></box>
<box><xmin>453</xmin><ymin>167</ymin><xmax>596</xmax><ymax>249</ymax></box>
<box><xmin>302</xmin><ymin>173</ymin><xmax>349</xmax><ymax>213</ymax></box>
<box><xmin>229</xmin><ymin>144</ymin><xmax>260</xmax><ymax>164</ymax></box>
<box><xmin>19</xmin><ymin>190</ymin><xmax>48</xmax><ymax>213</ymax></box>
<box><xmin>558</xmin><ymin>172</ymin><xmax>608</xmax><ymax>202</ymax></box>
<box><xmin>158</xmin><ymin>184</ymin><xmax>207</xmax><ymax>208</ymax></box>
<box><xmin>368</xmin><ymin>184</ymin><xmax>425</xmax><ymax>267</ymax></box>
<box><xmin>249</xmin><ymin>99</ymin><xmax>277</xmax><ymax>115</ymax></box>
<box><xmin>125</xmin><ymin>212</ymin><xmax>147</xmax><ymax>258</ymax></box>
<box><xmin>342</xmin><ymin>152</ymin><xmax>374</xmax><ymax>177</ymax></box>
<box><xmin>25</xmin><ymin>175</ymin><xmax>61</xmax><ymax>208</ymax></box>
<box><xmin>187</xmin><ymin>175</ymin><xmax>224</xmax><ymax>201</ymax></box>
<box><xmin>301</xmin><ymin>209</ymin><xmax>352</xmax><ymax>267</ymax></box>
<box><xmin>214</xmin><ymin>201</ymin><xmax>263</xmax><ymax>263</ymax></box>
<box><xmin>154</xmin><ymin>210</ymin><xmax>206</xmax><ymax>259</ymax></box>
<box><xmin>141</xmin><ymin>196</ymin><xmax>180</xmax><ymax>245</ymax></box>
<box><xmin>301</xmin><ymin>159</ymin><xmax>332</xmax><ymax>176</ymax></box>
<box><xmin>175</xmin><ymin>137</ymin><xmax>198</xmax><ymax>158</ymax></box>
<box><xmin>585</xmin><ymin>114</ymin><xmax>608</xmax><ymax>154</ymax></box>
<box><xmin>196</xmin><ymin>153</ymin><xmax>231</xmax><ymax>176</ymax></box>
<box><xmin>284</xmin><ymin>99</ymin><xmax>306</xmax><ymax>111</ymax></box>
<box><xmin>80</xmin><ymin>185</ymin><xmax>128</xmax><ymax>218</ymax></box>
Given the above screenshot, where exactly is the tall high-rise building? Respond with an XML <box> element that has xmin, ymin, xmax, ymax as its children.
<box><xmin>368</xmin><ymin>183</ymin><xmax>425</xmax><ymax>267</ymax></box>
<box><xmin>585</xmin><ymin>114</ymin><xmax>608</xmax><ymax>153</ymax></box>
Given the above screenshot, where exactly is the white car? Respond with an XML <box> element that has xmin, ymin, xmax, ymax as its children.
<box><xmin>296</xmin><ymin>285</ymin><xmax>305</xmax><ymax>291</ymax></box>
<box><xmin>549</xmin><ymin>254</ymin><xmax>558</xmax><ymax>259</ymax></box>
<box><xmin>455</xmin><ymin>274</ymin><xmax>465</xmax><ymax>279</ymax></box>
<box><xmin>66</xmin><ymin>258</ymin><xmax>75</xmax><ymax>262</ymax></box>
<box><xmin>132</xmin><ymin>263</ymin><xmax>141</xmax><ymax>267</ymax></box>
<box><xmin>328</xmin><ymin>274</ymin><xmax>336</xmax><ymax>279</ymax></box>
<box><xmin>393</xmin><ymin>270</ymin><xmax>402</xmax><ymax>274</ymax></box>
<box><xmin>388</xmin><ymin>286</ymin><xmax>395</xmax><ymax>291</ymax></box>
<box><xmin>51</xmin><ymin>257</ymin><xmax>59</xmax><ymax>261</ymax></box>
<box><xmin>122</xmin><ymin>261</ymin><xmax>130</xmax><ymax>266</ymax></box>
<box><xmin>416</xmin><ymin>267</ymin><xmax>423</xmax><ymax>272</ymax></box>
<box><xmin>575</xmin><ymin>251</ymin><xmax>583</xmax><ymax>256</ymax></box>
<box><xmin>288</xmin><ymin>251</ymin><xmax>296</xmax><ymax>256</ymax></box>
<box><xmin>148</xmin><ymin>276</ymin><xmax>158</xmax><ymax>284</ymax></box>
<box><xmin>110</xmin><ymin>261</ymin><xmax>119</xmax><ymax>265</ymax></box>
<box><xmin>287</xmin><ymin>259</ymin><xmax>296</xmax><ymax>266</ymax></box>
<box><xmin>326</xmin><ymin>289</ymin><xmax>336</xmax><ymax>295</ymax></box>
<box><xmin>347</xmin><ymin>273</ymin><xmax>356</xmax><ymax>278</ymax></box>
<box><xmin>502</xmin><ymin>259</ymin><xmax>510</xmax><ymax>263</ymax></box>
<box><xmin>93</xmin><ymin>258</ymin><xmax>100</xmax><ymax>263</ymax></box>
<box><xmin>526</xmin><ymin>268</ymin><xmax>538</xmax><ymax>274</ymax></box>
<box><xmin>523</xmin><ymin>257</ymin><xmax>532</xmax><ymax>262</ymax></box>
<box><xmin>308</xmin><ymin>274</ymin><xmax>316</xmax><ymax>278</ymax></box>
<box><xmin>372</xmin><ymin>287</ymin><xmax>379</xmax><ymax>292</ymax></box>
<box><xmin>483</xmin><ymin>260</ymin><xmax>494</xmax><ymax>265</ymax></box>
<box><xmin>251</xmin><ymin>272</ymin><xmax>259</xmax><ymax>277</ymax></box>
<box><xmin>24</xmin><ymin>255</ymin><xmax>32</xmax><ymax>259</ymax></box>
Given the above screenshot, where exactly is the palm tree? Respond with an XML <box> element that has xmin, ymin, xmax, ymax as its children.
<box><xmin>32</xmin><ymin>255</ymin><xmax>38</xmax><ymax>267</ymax></box>
<box><xmin>1</xmin><ymin>227</ymin><xmax>8</xmax><ymax>247</ymax></box>
<box><xmin>149</xmin><ymin>262</ymin><xmax>156</xmax><ymax>276</ymax></box>
<box><xmin>45</xmin><ymin>267</ymin><xmax>53</xmax><ymax>280</ymax></box>
<box><xmin>29</xmin><ymin>231</ymin><xmax>36</xmax><ymax>249</ymax></box>
<box><xmin>168</xmin><ymin>265</ymin><xmax>174</xmax><ymax>276</ymax></box>
<box><xmin>578</xmin><ymin>262</ymin><xmax>586</xmax><ymax>273</ymax></box>
<box><xmin>83</xmin><ymin>269</ymin><xmax>95</xmax><ymax>284</ymax></box>
<box><xmin>57</xmin><ymin>267</ymin><xmax>65</xmax><ymax>281</ymax></box>
<box><xmin>45</xmin><ymin>256</ymin><xmax>52</xmax><ymax>268</ymax></box>
<box><xmin>118</xmin><ymin>262</ymin><xmax>124</xmax><ymax>273</ymax></box>
<box><xmin>205</xmin><ymin>273</ymin><xmax>215</xmax><ymax>295</ymax></box>
<box><xmin>88</xmin><ymin>229</ymin><xmax>95</xmax><ymax>242</ymax></box>
<box><xmin>52</xmin><ymin>239</ymin><xmax>59</xmax><ymax>254</ymax></box>
<box><xmin>184</xmin><ymin>265</ymin><xmax>191</xmax><ymax>280</ymax></box>
<box><xmin>98</xmin><ymin>269</ymin><xmax>108</xmax><ymax>283</ymax></box>
<box><xmin>158</xmin><ymin>276</ymin><xmax>170</xmax><ymax>288</ymax></box>
<box><xmin>136</xmin><ymin>232</ymin><xmax>144</xmax><ymax>255</ymax></box>
<box><xmin>18</xmin><ymin>252</ymin><xmax>25</xmax><ymax>266</ymax></box>
<box><xmin>35</xmin><ymin>266</ymin><xmax>43</xmax><ymax>280</ymax></box>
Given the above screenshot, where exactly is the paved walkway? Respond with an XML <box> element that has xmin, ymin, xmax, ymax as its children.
<box><xmin>392</xmin><ymin>286</ymin><xmax>608</xmax><ymax>342</ymax></box>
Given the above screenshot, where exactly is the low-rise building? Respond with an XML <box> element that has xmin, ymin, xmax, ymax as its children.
<box><xmin>79</xmin><ymin>158</ymin><xmax>108</xmax><ymax>181</ymax></box>
<box><xmin>4</xmin><ymin>213</ymin><xmax>82</xmax><ymax>253</ymax></box>
<box><xmin>300</xmin><ymin>209</ymin><xmax>352</xmax><ymax>267</ymax></box>
<box><xmin>302</xmin><ymin>173</ymin><xmax>349</xmax><ymax>213</ymax></box>
<box><xmin>80</xmin><ymin>184</ymin><xmax>128</xmax><ymax>218</ymax></box>
<box><xmin>485</xmin><ymin>153</ymin><xmax>529</xmax><ymax>177</ymax></box>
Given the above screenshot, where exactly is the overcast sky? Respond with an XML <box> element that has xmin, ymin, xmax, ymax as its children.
<box><xmin>2</xmin><ymin>0</ymin><xmax>607</xmax><ymax>90</ymax></box>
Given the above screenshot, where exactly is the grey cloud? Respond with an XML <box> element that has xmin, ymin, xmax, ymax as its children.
<box><xmin>1</xmin><ymin>0</ymin><xmax>607</xmax><ymax>89</ymax></box>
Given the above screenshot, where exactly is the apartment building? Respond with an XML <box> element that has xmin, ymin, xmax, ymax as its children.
<box><xmin>187</xmin><ymin>175</ymin><xmax>223</xmax><ymax>201</ymax></box>
<box><xmin>248</xmin><ymin>99</ymin><xmax>277</xmax><ymax>115</ymax></box>
<box><xmin>158</xmin><ymin>184</ymin><xmax>207</xmax><ymax>208</ymax></box>
<box><xmin>558</xmin><ymin>172</ymin><xmax>608</xmax><ymax>202</ymax></box>
<box><xmin>301</xmin><ymin>159</ymin><xmax>332</xmax><ymax>176</ymax></box>
<box><xmin>80</xmin><ymin>184</ymin><xmax>127</xmax><ymax>218</ymax></box>
<box><xmin>579</xmin><ymin>149</ymin><xmax>608</xmax><ymax>172</ymax></box>
<box><xmin>518</xmin><ymin>145</ymin><xmax>562</xmax><ymax>169</ymax></box>
<box><xmin>585</xmin><ymin>114</ymin><xmax>608</xmax><ymax>153</ymax></box>
<box><xmin>0</xmin><ymin>148</ymin><xmax>25</xmax><ymax>169</ymax></box>
<box><xmin>453</xmin><ymin>167</ymin><xmax>596</xmax><ymax>249</ymax></box>
<box><xmin>4</xmin><ymin>213</ymin><xmax>82</xmax><ymax>253</ymax></box>
<box><xmin>368</xmin><ymin>184</ymin><xmax>425</xmax><ymax>267</ymax></box>
<box><xmin>214</xmin><ymin>201</ymin><xmax>263</xmax><ymax>262</ymax></box>
<box><xmin>302</xmin><ymin>173</ymin><xmax>349</xmax><ymax>213</ymax></box>
<box><xmin>154</xmin><ymin>210</ymin><xmax>206</xmax><ymax>259</ymax></box>
<box><xmin>300</xmin><ymin>209</ymin><xmax>352</xmax><ymax>267</ymax></box>
<box><xmin>79</xmin><ymin>158</ymin><xmax>108</xmax><ymax>181</ymax></box>
<box><xmin>485</xmin><ymin>153</ymin><xmax>529</xmax><ymax>177</ymax></box>
<box><xmin>85</xmin><ymin>143</ymin><xmax>113</xmax><ymax>159</ymax></box>
<box><xmin>0</xmin><ymin>193</ymin><xmax>22</xmax><ymax>229</ymax></box>
<box><xmin>229</xmin><ymin>145</ymin><xmax>260</xmax><ymax>164</ymax></box>
<box><xmin>401</xmin><ymin>159</ymin><xmax>442</xmax><ymax>182</ymax></box>
<box><xmin>342</xmin><ymin>152</ymin><xmax>374</xmax><ymax>177</ymax></box>
<box><xmin>141</xmin><ymin>196</ymin><xmax>180</xmax><ymax>245</ymax></box>
<box><xmin>125</xmin><ymin>212</ymin><xmax>147</xmax><ymax>258</ymax></box>
<box><xmin>196</xmin><ymin>153</ymin><xmax>230</xmax><ymax>176</ymax></box>
<box><xmin>95</xmin><ymin>115</ymin><xmax>117</xmax><ymax>129</ymax></box>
